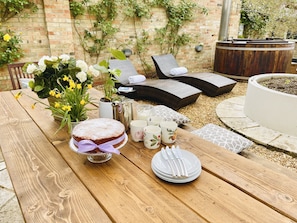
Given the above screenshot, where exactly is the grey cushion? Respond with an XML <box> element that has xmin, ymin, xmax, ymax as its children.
<box><xmin>152</xmin><ymin>105</ymin><xmax>190</xmax><ymax>125</ymax></box>
<box><xmin>191</xmin><ymin>123</ymin><xmax>253</xmax><ymax>153</ymax></box>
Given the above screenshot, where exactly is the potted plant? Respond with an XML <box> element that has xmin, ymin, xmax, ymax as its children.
<box><xmin>15</xmin><ymin>54</ymin><xmax>100</xmax><ymax>132</ymax></box>
<box><xmin>26</xmin><ymin>54</ymin><xmax>94</xmax><ymax>99</ymax></box>
<box><xmin>92</xmin><ymin>49</ymin><xmax>126</xmax><ymax>118</ymax></box>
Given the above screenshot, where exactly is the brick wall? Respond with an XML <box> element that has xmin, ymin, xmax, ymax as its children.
<box><xmin>0</xmin><ymin>0</ymin><xmax>242</xmax><ymax>91</ymax></box>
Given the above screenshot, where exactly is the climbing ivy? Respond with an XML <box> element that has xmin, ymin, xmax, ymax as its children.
<box><xmin>0</xmin><ymin>0</ymin><xmax>37</xmax><ymax>67</ymax></box>
<box><xmin>122</xmin><ymin>0</ymin><xmax>151</xmax><ymax>18</ymax></box>
<box><xmin>153</xmin><ymin>0</ymin><xmax>207</xmax><ymax>56</ymax></box>
<box><xmin>120</xmin><ymin>0</ymin><xmax>153</xmax><ymax>75</ymax></box>
<box><xmin>69</xmin><ymin>0</ymin><xmax>207</xmax><ymax>66</ymax></box>
<box><xmin>0</xmin><ymin>0</ymin><xmax>37</xmax><ymax>22</ymax></box>
<box><xmin>70</xmin><ymin>0</ymin><xmax>119</xmax><ymax>61</ymax></box>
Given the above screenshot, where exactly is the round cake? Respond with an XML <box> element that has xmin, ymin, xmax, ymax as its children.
<box><xmin>72</xmin><ymin>118</ymin><xmax>125</xmax><ymax>152</ymax></box>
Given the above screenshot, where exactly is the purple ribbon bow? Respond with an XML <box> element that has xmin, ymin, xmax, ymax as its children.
<box><xmin>73</xmin><ymin>134</ymin><xmax>126</xmax><ymax>154</ymax></box>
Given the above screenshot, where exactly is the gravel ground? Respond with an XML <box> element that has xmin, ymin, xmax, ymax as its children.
<box><xmin>177</xmin><ymin>81</ymin><xmax>297</xmax><ymax>173</ymax></box>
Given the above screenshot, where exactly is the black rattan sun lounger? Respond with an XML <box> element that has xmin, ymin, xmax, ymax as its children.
<box><xmin>151</xmin><ymin>54</ymin><xmax>237</xmax><ymax>97</ymax></box>
<box><xmin>109</xmin><ymin>59</ymin><xmax>201</xmax><ymax>110</ymax></box>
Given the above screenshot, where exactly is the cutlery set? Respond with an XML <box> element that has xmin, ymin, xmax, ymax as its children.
<box><xmin>161</xmin><ymin>145</ymin><xmax>189</xmax><ymax>178</ymax></box>
<box><xmin>151</xmin><ymin>145</ymin><xmax>201</xmax><ymax>183</ymax></box>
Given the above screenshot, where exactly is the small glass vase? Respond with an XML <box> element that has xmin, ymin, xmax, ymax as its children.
<box><xmin>70</xmin><ymin>116</ymin><xmax>89</xmax><ymax>133</ymax></box>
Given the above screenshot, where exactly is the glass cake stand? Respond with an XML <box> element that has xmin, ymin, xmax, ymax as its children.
<box><xmin>69</xmin><ymin>133</ymin><xmax>128</xmax><ymax>163</ymax></box>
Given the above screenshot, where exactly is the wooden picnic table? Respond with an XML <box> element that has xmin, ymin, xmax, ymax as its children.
<box><xmin>0</xmin><ymin>88</ymin><xmax>297</xmax><ymax>223</ymax></box>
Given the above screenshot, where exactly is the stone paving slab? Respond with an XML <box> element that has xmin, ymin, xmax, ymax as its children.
<box><xmin>0</xmin><ymin>196</ymin><xmax>24</xmax><ymax>223</ymax></box>
<box><xmin>269</xmin><ymin>135</ymin><xmax>297</xmax><ymax>154</ymax></box>
<box><xmin>216</xmin><ymin>96</ymin><xmax>297</xmax><ymax>154</ymax></box>
<box><xmin>239</xmin><ymin>126</ymin><xmax>281</xmax><ymax>145</ymax></box>
<box><xmin>0</xmin><ymin>167</ymin><xmax>13</xmax><ymax>190</ymax></box>
<box><xmin>216</xmin><ymin>98</ymin><xmax>247</xmax><ymax>118</ymax></box>
<box><xmin>0</xmin><ymin>149</ymin><xmax>25</xmax><ymax>223</ymax></box>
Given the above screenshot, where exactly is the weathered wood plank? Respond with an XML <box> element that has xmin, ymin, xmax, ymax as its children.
<box><xmin>15</xmin><ymin>91</ymin><xmax>207</xmax><ymax>222</ymax></box>
<box><xmin>4</xmin><ymin>88</ymin><xmax>297</xmax><ymax>222</ymax></box>
<box><xmin>0</xmin><ymin>91</ymin><xmax>111</xmax><ymax>223</ymax></box>
<box><xmin>55</xmin><ymin>140</ymin><xmax>207</xmax><ymax>222</ymax></box>
<box><xmin>176</xmin><ymin>128</ymin><xmax>297</xmax><ymax>221</ymax></box>
<box><xmin>81</xmin><ymin>89</ymin><xmax>297</xmax><ymax>221</ymax></box>
<box><xmin>121</xmin><ymin>135</ymin><xmax>295</xmax><ymax>223</ymax></box>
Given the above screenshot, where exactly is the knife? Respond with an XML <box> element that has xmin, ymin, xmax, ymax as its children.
<box><xmin>161</xmin><ymin>147</ymin><xmax>176</xmax><ymax>177</ymax></box>
<box><xmin>173</xmin><ymin>146</ymin><xmax>188</xmax><ymax>177</ymax></box>
<box><xmin>165</xmin><ymin>146</ymin><xmax>181</xmax><ymax>178</ymax></box>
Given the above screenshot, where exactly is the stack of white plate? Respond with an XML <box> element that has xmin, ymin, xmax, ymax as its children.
<box><xmin>151</xmin><ymin>148</ymin><xmax>201</xmax><ymax>183</ymax></box>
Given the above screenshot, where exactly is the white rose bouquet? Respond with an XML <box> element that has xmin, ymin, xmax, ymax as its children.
<box><xmin>16</xmin><ymin>55</ymin><xmax>100</xmax><ymax>132</ymax></box>
<box><xmin>25</xmin><ymin>54</ymin><xmax>96</xmax><ymax>99</ymax></box>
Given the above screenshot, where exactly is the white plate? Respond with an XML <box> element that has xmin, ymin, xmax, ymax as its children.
<box><xmin>151</xmin><ymin>148</ymin><xmax>202</xmax><ymax>183</ymax></box>
<box><xmin>69</xmin><ymin>133</ymin><xmax>128</xmax><ymax>156</ymax></box>
<box><xmin>152</xmin><ymin>162</ymin><xmax>201</xmax><ymax>178</ymax></box>
<box><xmin>152</xmin><ymin>165</ymin><xmax>201</xmax><ymax>183</ymax></box>
<box><xmin>152</xmin><ymin>149</ymin><xmax>201</xmax><ymax>175</ymax></box>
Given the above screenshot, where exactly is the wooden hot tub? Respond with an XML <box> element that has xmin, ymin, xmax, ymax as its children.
<box><xmin>213</xmin><ymin>39</ymin><xmax>295</xmax><ymax>78</ymax></box>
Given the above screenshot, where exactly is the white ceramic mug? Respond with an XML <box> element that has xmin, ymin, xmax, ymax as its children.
<box><xmin>130</xmin><ymin>120</ymin><xmax>147</xmax><ymax>142</ymax></box>
<box><xmin>143</xmin><ymin>125</ymin><xmax>161</xmax><ymax>149</ymax></box>
<box><xmin>136</xmin><ymin>104</ymin><xmax>153</xmax><ymax>120</ymax></box>
<box><xmin>160</xmin><ymin>121</ymin><xmax>178</xmax><ymax>145</ymax></box>
<box><xmin>147</xmin><ymin>116</ymin><xmax>163</xmax><ymax>126</ymax></box>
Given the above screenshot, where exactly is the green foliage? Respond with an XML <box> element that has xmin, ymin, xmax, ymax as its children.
<box><xmin>69</xmin><ymin>0</ymin><xmax>87</xmax><ymax>18</ymax></box>
<box><xmin>153</xmin><ymin>0</ymin><xmax>207</xmax><ymax>56</ymax></box>
<box><xmin>240</xmin><ymin>0</ymin><xmax>297</xmax><ymax>39</ymax></box>
<box><xmin>122</xmin><ymin>0</ymin><xmax>151</xmax><ymax>18</ymax></box>
<box><xmin>70</xmin><ymin>0</ymin><xmax>119</xmax><ymax>60</ymax></box>
<box><xmin>240</xmin><ymin>0</ymin><xmax>270</xmax><ymax>38</ymax></box>
<box><xmin>0</xmin><ymin>28</ymin><xmax>23</xmax><ymax>67</ymax></box>
<box><xmin>135</xmin><ymin>30</ymin><xmax>153</xmax><ymax>75</ymax></box>
<box><xmin>88</xmin><ymin>0</ymin><xmax>118</xmax><ymax>20</ymax></box>
<box><xmin>70</xmin><ymin>0</ymin><xmax>207</xmax><ymax>66</ymax></box>
<box><xmin>0</xmin><ymin>0</ymin><xmax>37</xmax><ymax>66</ymax></box>
<box><xmin>121</xmin><ymin>0</ymin><xmax>207</xmax><ymax>72</ymax></box>
<box><xmin>0</xmin><ymin>0</ymin><xmax>37</xmax><ymax>22</ymax></box>
<box><xmin>49</xmin><ymin>79</ymin><xmax>91</xmax><ymax>132</ymax></box>
<box><xmin>16</xmin><ymin>54</ymin><xmax>98</xmax><ymax>132</ymax></box>
<box><xmin>93</xmin><ymin>49</ymin><xmax>126</xmax><ymax>101</ymax></box>
<box><xmin>25</xmin><ymin>55</ymin><xmax>93</xmax><ymax>99</ymax></box>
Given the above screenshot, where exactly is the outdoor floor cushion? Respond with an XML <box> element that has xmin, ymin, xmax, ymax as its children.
<box><xmin>109</xmin><ymin>59</ymin><xmax>201</xmax><ymax>110</ymax></box>
<box><xmin>191</xmin><ymin>123</ymin><xmax>253</xmax><ymax>153</ymax></box>
<box><xmin>151</xmin><ymin>54</ymin><xmax>237</xmax><ymax>97</ymax></box>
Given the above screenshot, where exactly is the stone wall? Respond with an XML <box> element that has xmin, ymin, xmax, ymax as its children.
<box><xmin>0</xmin><ymin>0</ymin><xmax>242</xmax><ymax>91</ymax></box>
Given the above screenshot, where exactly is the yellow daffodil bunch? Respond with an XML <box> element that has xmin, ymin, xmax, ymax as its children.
<box><xmin>15</xmin><ymin>75</ymin><xmax>93</xmax><ymax>133</ymax></box>
<box><xmin>48</xmin><ymin>76</ymin><xmax>92</xmax><ymax>132</ymax></box>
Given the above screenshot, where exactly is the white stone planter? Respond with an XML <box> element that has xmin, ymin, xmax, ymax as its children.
<box><xmin>244</xmin><ymin>73</ymin><xmax>297</xmax><ymax>136</ymax></box>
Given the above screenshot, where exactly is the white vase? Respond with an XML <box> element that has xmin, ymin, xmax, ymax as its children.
<box><xmin>99</xmin><ymin>98</ymin><xmax>113</xmax><ymax>119</ymax></box>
